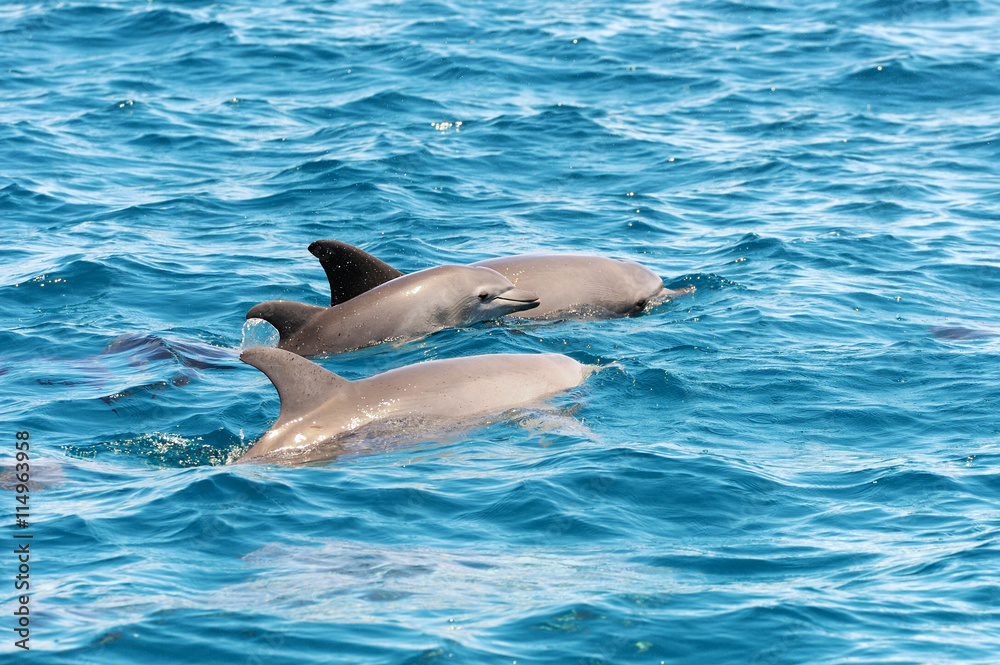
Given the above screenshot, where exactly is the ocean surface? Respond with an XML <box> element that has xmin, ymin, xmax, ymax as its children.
<box><xmin>3</xmin><ymin>0</ymin><xmax>1000</xmax><ymax>662</ymax></box>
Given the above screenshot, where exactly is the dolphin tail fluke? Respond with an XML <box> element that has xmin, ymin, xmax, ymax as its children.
<box><xmin>240</xmin><ymin>346</ymin><xmax>349</xmax><ymax>422</ymax></box>
<box><xmin>308</xmin><ymin>239</ymin><xmax>404</xmax><ymax>305</ymax></box>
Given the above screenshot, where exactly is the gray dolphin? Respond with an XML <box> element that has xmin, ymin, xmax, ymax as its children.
<box><xmin>309</xmin><ymin>239</ymin><xmax>693</xmax><ymax>319</ymax></box>
<box><xmin>237</xmin><ymin>346</ymin><xmax>595</xmax><ymax>463</ymax></box>
<box><xmin>247</xmin><ymin>264</ymin><xmax>539</xmax><ymax>356</ymax></box>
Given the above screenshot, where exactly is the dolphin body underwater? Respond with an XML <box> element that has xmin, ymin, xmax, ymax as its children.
<box><xmin>237</xmin><ymin>346</ymin><xmax>596</xmax><ymax>464</ymax></box>
<box><xmin>308</xmin><ymin>239</ymin><xmax>694</xmax><ymax>319</ymax></box>
<box><xmin>247</xmin><ymin>264</ymin><xmax>539</xmax><ymax>356</ymax></box>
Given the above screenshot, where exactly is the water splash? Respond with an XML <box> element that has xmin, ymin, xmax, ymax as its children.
<box><xmin>240</xmin><ymin>317</ymin><xmax>280</xmax><ymax>351</ymax></box>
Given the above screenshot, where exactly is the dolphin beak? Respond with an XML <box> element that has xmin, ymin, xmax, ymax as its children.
<box><xmin>493</xmin><ymin>288</ymin><xmax>540</xmax><ymax>311</ymax></box>
<box><xmin>651</xmin><ymin>285</ymin><xmax>696</xmax><ymax>306</ymax></box>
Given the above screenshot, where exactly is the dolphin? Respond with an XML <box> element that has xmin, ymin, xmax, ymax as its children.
<box><xmin>247</xmin><ymin>264</ymin><xmax>539</xmax><ymax>356</ymax></box>
<box><xmin>237</xmin><ymin>346</ymin><xmax>595</xmax><ymax>463</ymax></box>
<box><xmin>930</xmin><ymin>325</ymin><xmax>1000</xmax><ymax>340</ymax></box>
<box><xmin>309</xmin><ymin>239</ymin><xmax>693</xmax><ymax>319</ymax></box>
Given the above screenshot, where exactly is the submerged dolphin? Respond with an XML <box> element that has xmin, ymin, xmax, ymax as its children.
<box><xmin>309</xmin><ymin>239</ymin><xmax>694</xmax><ymax>319</ymax></box>
<box><xmin>237</xmin><ymin>346</ymin><xmax>595</xmax><ymax>463</ymax></box>
<box><xmin>930</xmin><ymin>325</ymin><xmax>1000</xmax><ymax>341</ymax></box>
<box><xmin>247</xmin><ymin>264</ymin><xmax>538</xmax><ymax>356</ymax></box>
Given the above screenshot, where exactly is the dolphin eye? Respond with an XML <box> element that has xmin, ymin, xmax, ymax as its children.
<box><xmin>478</xmin><ymin>291</ymin><xmax>490</xmax><ymax>301</ymax></box>
<box><xmin>636</xmin><ymin>299</ymin><xmax>648</xmax><ymax>310</ymax></box>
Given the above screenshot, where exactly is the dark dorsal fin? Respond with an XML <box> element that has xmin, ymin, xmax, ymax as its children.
<box><xmin>240</xmin><ymin>346</ymin><xmax>350</xmax><ymax>422</ymax></box>
<box><xmin>246</xmin><ymin>300</ymin><xmax>325</xmax><ymax>346</ymax></box>
<box><xmin>308</xmin><ymin>239</ymin><xmax>404</xmax><ymax>306</ymax></box>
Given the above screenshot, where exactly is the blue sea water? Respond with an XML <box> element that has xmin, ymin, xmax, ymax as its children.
<box><xmin>3</xmin><ymin>0</ymin><xmax>1000</xmax><ymax>662</ymax></box>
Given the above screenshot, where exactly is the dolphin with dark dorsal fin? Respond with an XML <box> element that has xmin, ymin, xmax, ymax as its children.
<box><xmin>237</xmin><ymin>346</ymin><xmax>595</xmax><ymax>463</ymax></box>
<box><xmin>308</xmin><ymin>239</ymin><xmax>693</xmax><ymax>318</ymax></box>
<box><xmin>247</xmin><ymin>264</ymin><xmax>539</xmax><ymax>356</ymax></box>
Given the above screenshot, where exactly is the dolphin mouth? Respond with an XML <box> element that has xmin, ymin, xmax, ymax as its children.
<box><xmin>493</xmin><ymin>288</ymin><xmax>540</xmax><ymax>310</ymax></box>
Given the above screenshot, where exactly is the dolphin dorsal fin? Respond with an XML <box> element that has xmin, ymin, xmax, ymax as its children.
<box><xmin>308</xmin><ymin>239</ymin><xmax>404</xmax><ymax>305</ymax></box>
<box><xmin>246</xmin><ymin>300</ymin><xmax>326</xmax><ymax>346</ymax></box>
<box><xmin>240</xmin><ymin>346</ymin><xmax>350</xmax><ymax>422</ymax></box>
